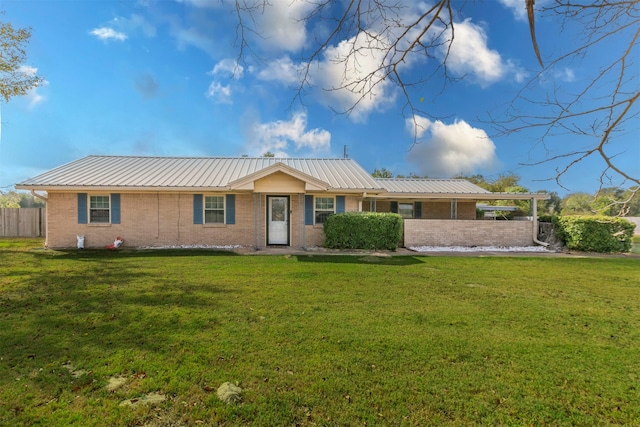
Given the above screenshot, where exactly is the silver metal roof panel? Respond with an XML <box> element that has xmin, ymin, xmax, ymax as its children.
<box><xmin>374</xmin><ymin>178</ymin><xmax>491</xmax><ymax>194</ymax></box>
<box><xmin>16</xmin><ymin>155</ymin><xmax>384</xmax><ymax>191</ymax></box>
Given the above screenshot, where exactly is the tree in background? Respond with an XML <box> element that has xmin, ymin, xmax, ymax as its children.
<box><xmin>0</xmin><ymin>190</ymin><xmax>45</xmax><ymax>208</ymax></box>
<box><xmin>0</xmin><ymin>17</ymin><xmax>43</xmax><ymax>102</ymax></box>
<box><xmin>371</xmin><ymin>168</ymin><xmax>393</xmax><ymax>178</ymax></box>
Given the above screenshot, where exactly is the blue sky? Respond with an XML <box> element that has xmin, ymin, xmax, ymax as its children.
<box><xmin>1</xmin><ymin>0</ymin><xmax>638</xmax><ymax>196</ymax></box>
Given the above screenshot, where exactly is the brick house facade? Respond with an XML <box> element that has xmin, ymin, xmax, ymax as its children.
<box><xmin>17</xmin><ymin>156</ymin><xmax>549</xmax><ymax>249</ymax></box>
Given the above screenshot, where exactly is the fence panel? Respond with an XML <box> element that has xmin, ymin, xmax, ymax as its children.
<box><xmin>0</xmin><ymin>208</ymin><xmax>46</xmax><ymax>237</ymax></box>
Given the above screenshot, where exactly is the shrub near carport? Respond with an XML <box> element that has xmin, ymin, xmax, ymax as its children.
<box><xmin>323</xmin><ymin>212</ymin><xmax>403</xmax><ymax>250</ymax></box>
<box><xmin>553</xmin><ymin>215</ymin><xmax>636</xmax><ymax>252</ymax></box>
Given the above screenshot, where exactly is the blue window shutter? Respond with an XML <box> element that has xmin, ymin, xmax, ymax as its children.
<box><xmin>193</xmin><ymin>194</ymin><xmax>203</xmax><ymax>224</ymax></box>
<box><xmin>226</xmin><ymin>194</ymin><xmax>236</xmax><ymax>224</ymax></box>
<box><xmin>414</xmin><ymin>202</ymin><xmax>422</xmax><ymax>219</ymax></box>
<box><xmin>336</xmin><ymin>196</ymin><xmax>345</xmax><ymax>213</ymax></box>
<box><xmin>78</xmin><ymin>193</ymin><xmax>87</xmax><ymax>224</ymax></box>
<box><xmin>390</xmin><ymin>201</ymin><xmax>398</xmax><ymax>213</ymax></box>
<box><xmin>111</xmin><ymin>194</ymin><xmax>121</xmax><ymax>224</ymax></box>
<box><xmin>305</xmin><ymin>195</ymin><xmax>314</xmax><ymax>225</ymax></box>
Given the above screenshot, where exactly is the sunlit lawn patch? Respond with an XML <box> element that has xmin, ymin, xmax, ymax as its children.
<box><xmin>1</xmin><ymin>238</ymin><xmax>638</xmax><ymax>426</ymax></box>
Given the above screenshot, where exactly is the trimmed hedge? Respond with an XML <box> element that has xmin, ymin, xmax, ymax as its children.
<box><xmin>323</xmin><ymin>212</ymin><xmax>403</xmax><ymax>250</ymax></box>
<box><xmin>552</xmin><ymin>215</ymin><xmax>636</xmax><ymax>253</ymax></box>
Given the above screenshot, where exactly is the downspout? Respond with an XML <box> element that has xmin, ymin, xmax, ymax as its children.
<box><xmin>30</xmin><ymin>190</ymin><xmax>48</xmax><ymax>202</ymax></box>
<box><xmin>531</xmin><ymin>197</ymin><xmax>549</xmax><ymax>247</ymax></box>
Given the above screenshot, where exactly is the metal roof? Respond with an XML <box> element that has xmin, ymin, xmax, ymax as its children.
<box><xmin>16</xmin><ymin>155</ymin><xmax>384</xmax><ymax>192</ymax></box>
<box><xmin>16</xmin><ymin>156</ymin><xmax>548</xmax><ymax>200</ymax></box>
<box><xmin>374</xmin><ymin>178</ymin><xmax>491</xmax><ymax>194</ymax></box>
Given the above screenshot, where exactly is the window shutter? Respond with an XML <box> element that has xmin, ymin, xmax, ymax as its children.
<box><xmin>111</xmin><ymin>194</ymin><xmax>121</xmax><ymax>224</ymax></box>
<box><xmin>193</xmin><ymin>194</ymin><xmax>203</xmax><ymax>224</ymax></box>
<box><xmin>414</xmin><ymin>202</ymin><xmax>422</xmax><ymax>219</ymax></box>
<box><xmin>336</xmin><ymin>196</ymin><xmax>345</xmax><ymax>213</ymax></box>
<box><xmin>225</xmin><ymin>194</ymin><xmax>236</xmax><ymax>224</ymax></box>
<box><xmin>304</xmin><ymin>195</ymin><xmax>314</xmax><ymax>225</ymax></box>
<box><xmin>77</xmin><ymin>193</ymin><xmax>87</xmax><ymax>224</ymax></box>
<box><xmin>390</xmin><ymin>201</ymin><xmax>398</xmax><ymax>213</ymax></box>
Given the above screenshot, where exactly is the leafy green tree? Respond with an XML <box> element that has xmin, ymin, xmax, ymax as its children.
<box><xmin>561</xmin><ymin>193</ymin><xmax>594</xmax><ymax>215</ymax></box>
<box><xmin>371</xmin><ymin>168</ymin><xmax>393</xmax><ymax>178</ymax></box>
<box><xmin>263</xmin><ymin>151</ymin><xmax>275</xmax><ymax>157</ymax></box>
<box><xmin>0</xmin><ymin>18</ymin><xmax>43</xmax><ymax>102</ymax></box>
<box><xmin>0</xmin><ymin>191</ymin><xmax>20</xmax><ymax>208</ymax></box>
<box><xmin>538</xmin><ymin>191</ymin><xmax>562</xmax><ymax>215</ymax></box>
<box><xmin>0</xmin><ymin>190</ymin><xmax>45</xmax><ymax>208</ymax></box>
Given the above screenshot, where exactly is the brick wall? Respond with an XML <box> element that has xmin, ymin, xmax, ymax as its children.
<box><xmin>403</xmin><ymin>219</ymin><xmax>534</xmax><ymax>247</ymax></box>
<box><xmin>46</xmin><ymin>192</ymin><xmax>359</xmax><ymax>249</ymax></box>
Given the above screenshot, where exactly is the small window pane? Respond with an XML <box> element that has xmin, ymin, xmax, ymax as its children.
<box><xmin>205</xmin><ymin>196</ymin><xmax>224</xmax><ymax>209</ymax></box>
<box><xmin>315</xmin><ymin>211</ymin><xmax>332</xmax><ymax>224</ymax></box>
<box><xmin>205</xmin><ymin>210</ymin><xmax>224</xmax><ymax>224</ymax></box>
<box><xmin>90</xmin><ymin>196</ymin><xmax>110</xmax><ymax>209</ymax></box>
<box><xmin>314</xmin><ymin>197</ymin><xmax>335</xmax><ymax>224</ymax></box>
<box><xmin>315</xmin><ymin>198</ymin><xmax>334</xmax><ymax>210</ymax></box>
<box><xmin>272</xmin><ymin>199</ymin><xmax>285</xmax><ymax>221</ymax></box>
<box><xmin>89</xmin><ymin>196</ymin><xmax>110</xmax><ymax>223</ymax></box>
<box><xmin>398</xmin><ymin>203</ymin><xmax>414</xmax><ymax>219</ymax></box>
<box><xmin>204</xmin><ymin>196</ymin><xmax>224</xmax><ymax>224</ymax></box>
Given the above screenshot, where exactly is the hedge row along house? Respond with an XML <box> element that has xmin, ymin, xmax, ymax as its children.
<box><xmin>16</xmin><ymin>155</ymin><xmax>549</xmax><ymax>249</ymax></box>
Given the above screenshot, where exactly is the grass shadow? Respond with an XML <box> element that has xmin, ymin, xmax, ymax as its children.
<box><xmin>295</xmin><ymin>254</ymin><xmax>424</xmax><ymax>265</ymax></box>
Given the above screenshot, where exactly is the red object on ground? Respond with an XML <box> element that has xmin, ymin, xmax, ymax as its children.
<box><xmin>106</xmin><ymin>237</ymin><xmax>124</xmax><ymax>250</ymax></box>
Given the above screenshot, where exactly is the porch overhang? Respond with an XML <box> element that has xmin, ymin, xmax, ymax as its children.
<box><xmin>366</xmin><ymin>192</ymin><xmax>550</xmax><ymax>201</ymax></box>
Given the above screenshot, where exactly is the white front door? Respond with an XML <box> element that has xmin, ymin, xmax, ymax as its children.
<box><xmin>267</xmin><ymin>196</ymin><xmax>289</xmax><ymax>245</ymax></box>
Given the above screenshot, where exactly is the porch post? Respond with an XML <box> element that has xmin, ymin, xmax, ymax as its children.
<box><xmin>299</xmin><ymin>193</ymin><xmax>304</xmax><ymax>249</ymax></box>
<box><xmin>253</xmin><ymin>193</ymin><xmax>258</xmax><ymax>249</ymax></box>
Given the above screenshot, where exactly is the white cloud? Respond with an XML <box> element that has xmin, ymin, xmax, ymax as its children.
<box><xmin>257</xmin><ymin>56</ymin><xmax>301</xmax><ymax>85</ymax></box>
<box><xmin>440</xmin><ymin>19</ymin><xmax>517</xmax><ymax>87</ymax></box>
<box><xmin>554</xmin><ymin>67</ymin><xmax>575</xmax><ymax>82</ymax></box>
<box><xmin>116</xmin><ymin>14</ymin><xmax>156</xmax><ymax>38</ymax></box>
<box><xmin>252</xmin><ymin>0</ymin><xmax>314</xmax><ymax>52</ymax></box>
<box><xmin>313</xmin><ymin>31</ymin><xmax>397</xmax><ymax>122</ymax></box>
<box><xmin>205</xmin><ymin>81</ymin><xmax>232</xmax><ymax>104</ymax></box>
<box><xmin>176</xmin><ymin>0</ymin><xmax>312</xmax><ymax>52</ymax></box>
<box><xmin>210</xmin><ymin>59</ymin><xmax>244</xmax><ymax>79</ymax></box>
<box><xmin>498</xmin><ymin>0</ymin><xmax>527</xmax><ymax>21</ymax></box>
<box><xmin>89</xmin><ymin>27</ymin><xmax>128</xmax><ymax>41</ymax></box>
<box><xmin>406</xmin><ymin>116</ymin><xmax>498</xmax><ymax>177</ymax></box>
<box><xmin>17</xmin><ymin>66</ymin><xmax>48</xmax><ymax>108</ymax></box>
<box><xmin>245</xmin><ymin>112</ymin><xmax>331</xmax><ymax>156</ymax></box>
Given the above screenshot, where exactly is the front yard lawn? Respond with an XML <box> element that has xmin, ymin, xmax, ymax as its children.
<box><xmin>1</xmin><ymin>238</ymin><xmax>639</xmax><ymax>426</ymax></box>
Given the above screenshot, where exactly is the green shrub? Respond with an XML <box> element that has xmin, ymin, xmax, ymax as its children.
<box><xmin>552</xmin><ymin>215</ymin><xmax>636</xmax><ymax>253</ymax></box>
<box><xmin>538</xmin><ymin>214</ymin><xmax>555</xmax><ymax>223</ymax></box>
<box><xmin>323</xmin><ymin>212</ymin><xmax>403</xmax><ymax>250</ymax></box>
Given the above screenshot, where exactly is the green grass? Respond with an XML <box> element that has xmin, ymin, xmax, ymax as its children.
<box><xmin>1</xmin><ymin>238</ymin><xmax>639</xmax><ymax>426</ymax></box>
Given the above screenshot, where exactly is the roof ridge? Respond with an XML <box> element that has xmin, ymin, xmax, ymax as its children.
<box><xmin>87</xmin><ymin>154</ymin><xmax>354</xmax><ymax>161</ymax></box>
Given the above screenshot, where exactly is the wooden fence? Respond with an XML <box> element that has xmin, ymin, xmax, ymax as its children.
<box><xmin>0</xmin><ymin>208</ymin><xmax>46</xmax><ymax>237</ymax></box>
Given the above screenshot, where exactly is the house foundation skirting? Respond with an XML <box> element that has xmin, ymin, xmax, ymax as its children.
<box><xmin>403</xmin><ymin>219</ymin><xmax>534</xmax><ymax>247</ymax></box>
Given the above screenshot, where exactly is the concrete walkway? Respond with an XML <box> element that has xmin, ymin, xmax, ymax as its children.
<box><xmin>236</xmin><ymin>245</ymin><xmax>640</xmax><ymax>259</ymax></box>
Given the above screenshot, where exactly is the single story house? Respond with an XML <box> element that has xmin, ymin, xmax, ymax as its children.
<box><xmin>16</xmin><ymin>155</ymin><xmax>549</xmax><ymax>249</ymax></box>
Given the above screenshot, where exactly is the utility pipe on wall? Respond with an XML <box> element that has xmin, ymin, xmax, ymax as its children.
<box><xmin>531</xmin><ymin>197</ymin><xmax>550</xmax><ymax>247</ymax></box>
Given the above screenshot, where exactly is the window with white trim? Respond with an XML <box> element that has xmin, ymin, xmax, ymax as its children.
<box><xmin>315</xmin><ymin>197</ymin><xmax>335</xmax><ymax>224</ymax></box>
<box><xmin>204</xmin><ymin>196</ymin><xmax>225</xmax><ymax>224</ymax></box>
<box><xmin>89</xmin><ymin>195</ymin><xmax>110</xmax><ymax>223</ymax></box>
<box><xmin>398</xmin><ymin>202</ymin><xmax>414</xmax><ymax>219</ymax></box>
